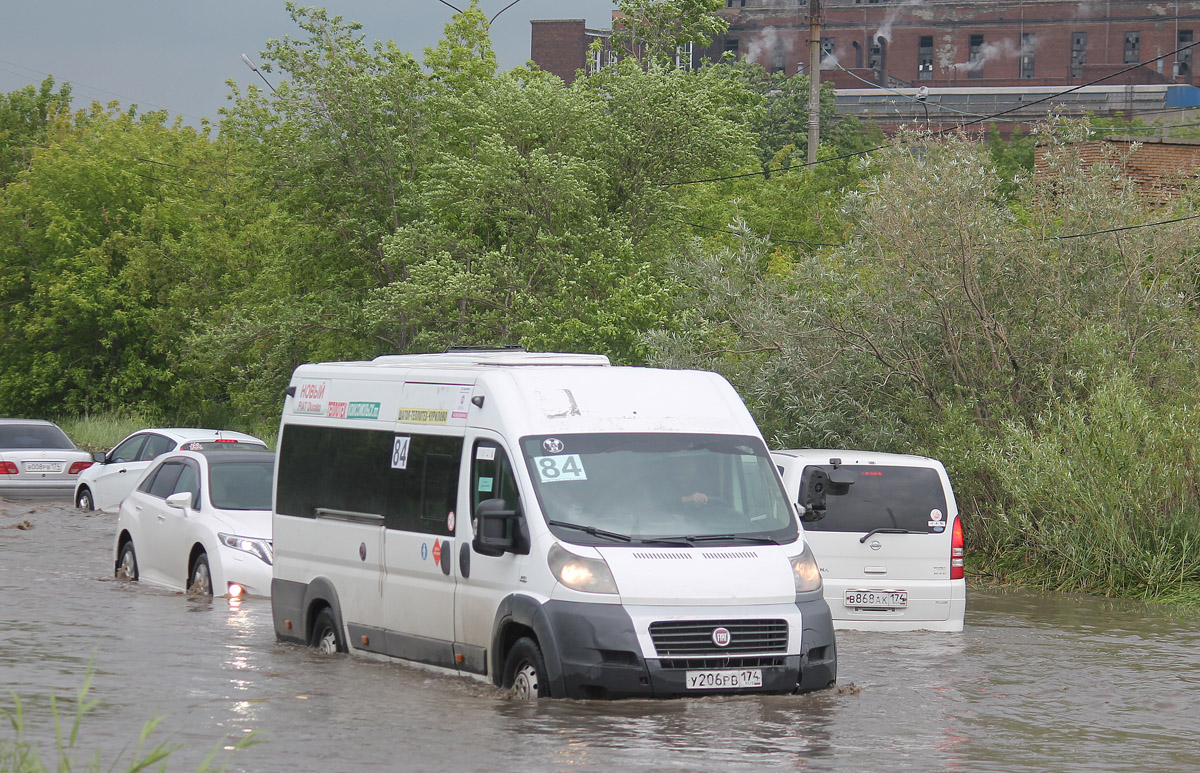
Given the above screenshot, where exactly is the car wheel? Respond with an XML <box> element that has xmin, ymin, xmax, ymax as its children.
<box><xmin>75</xmin><ymin>487</ymin><xmax>94</xmax><ymax>511</ymax></box>
<box><xmin>115</xmin><ymin>541</ymin><xmax>138</xmax><ymax>581</ymax></box>
<box><xmin>502</xmin><ymin>637</ymin><xmax>550</xmax><ymax>700</ymax></box>
<box><xmin>188</xmin><ymin>553</ymin><xmax>213</xmax><ymax>596</ymax></box>
<box><xmin>310</xmin><ymin>608</ymin><xmax>345</xmax><ymax>654</ymax></box>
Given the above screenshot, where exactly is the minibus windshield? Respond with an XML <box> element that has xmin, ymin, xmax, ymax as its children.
<box><xmin>520</xmin><ymin>433</ymin><xmax>797</xmax><ymax>546</ymax></box>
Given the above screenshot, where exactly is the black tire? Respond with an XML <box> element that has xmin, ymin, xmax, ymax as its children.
<box><xmin>115</xmin><ymin>540</ymin><xmax>138</xmax><ymax>581</ymax></box>
<box><xmin>75</xmin><ymin>487</ymin><xmax>94</xmax><ymax>511</ymax></box>
<box><xmin>188</xmin><ymin>553</ymin><xmax>213</xmax><ymax>596</ymax></box>
<box><xmin>310</xmin><ymin>608</ymin><xmax>345</xmax><ymax>654</ymax></box>
<box><xmin>502</xmin><ymin>637</ymin><xmax>550</xmax><ymax>700</ymax></box>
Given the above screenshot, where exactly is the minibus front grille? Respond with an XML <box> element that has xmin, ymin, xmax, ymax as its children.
<box><xmin>656</xmin><ymin>656</ymin><xmax>786</xmax><ymax>670</ymax></box>
<box><xmin>649</xmin><ymin>619</ymin><xmax>789</xmax><ymax>656</ymax></box>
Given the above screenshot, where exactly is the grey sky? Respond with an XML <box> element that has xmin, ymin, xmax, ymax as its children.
<box><xmin>0</xmin><ymin>0</ymin><xmax>615</xmax><ymax>127</ymax></box>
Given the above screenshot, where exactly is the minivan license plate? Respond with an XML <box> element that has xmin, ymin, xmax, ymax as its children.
<box><xmin>23</xmin><ymin>462</ymin><xmax>62</xmax><ymax>473</ymax></box>
<box><xmin>685</xmin><ymin>669</ymin><xmax>763</xmax><ymax>690</ymax></box>
<box><xmin>844</xmin><ymin>589</ymin><xmax>908</xmax><ymax>608</ymax></box>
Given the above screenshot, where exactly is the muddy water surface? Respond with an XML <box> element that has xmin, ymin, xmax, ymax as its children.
<box><xmin>2</xmin><ymin>499</ymin><xmax>1198</xmax><ymax>772</ymax></box>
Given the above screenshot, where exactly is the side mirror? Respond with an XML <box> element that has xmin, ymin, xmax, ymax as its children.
<box><xmin>798</xmin><ymin>469</ymin><xmax>830</xmax><ymax>522</ymax></box>
<box><xmin>92</xmin><ymin>451</ymin><xmax>107</xmax><ymax>464</ymax></box>
<box><xmin>165</xmin><ymin>491</ymin><xmax>192</xmax><ymax>510</ymax></box>
<box><xmin>474</xmin><ymin>498</ymin><xmax>519</xmax><ymax>555</ymax></box>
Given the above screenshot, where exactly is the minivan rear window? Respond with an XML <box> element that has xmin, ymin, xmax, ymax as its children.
<box><xmin>800</xmin><ymin>465</ymin><xmax>948</xmax><ymax>534</ymax></box>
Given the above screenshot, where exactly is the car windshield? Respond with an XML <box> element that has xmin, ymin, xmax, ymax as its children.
<box><xmin>520</xmin><ymin>433</ymin><xmax>797</xmax><ymax>546</ymax></box>
<box><xmin>801</xmin><ymin>465</ymin><xmax>948</xmax><ymax>533</ymax></box>
<box><xmin>208</xmin><ymin>461</ymin><xmax>275</xmax><ymax>510</ymax></box>
<box><xmin>0</xmin><ymin>424</ymin><xmax>75</xmax><ymax>450</ymax></box>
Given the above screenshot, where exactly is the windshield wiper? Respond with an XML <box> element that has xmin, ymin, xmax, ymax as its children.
<box><xmin>638</xmin><ymin>534</ymin><xmax>780</xmax><ymax>546</ymax></box>
<box><xmin>547</xmin><ymin>520</ymin><xmax>632</xmax><ymax>543</ymax></box>
<box><xmin>859</xmin><ymin>527</ymin><xmax>926</xmax><ymax>543</ymax></box>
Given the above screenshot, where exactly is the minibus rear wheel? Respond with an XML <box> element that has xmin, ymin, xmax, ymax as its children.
<box><xmin>503</xmin><ymin>637</ymin><xmax>549</xmax><ymax>700</ymax></box>
<box><xmin>312</xmin><ymin>608</ymin><xmax>346</xmax><ymax>654</ymax></box>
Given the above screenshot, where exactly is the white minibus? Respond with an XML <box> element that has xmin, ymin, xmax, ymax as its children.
<box><xmin>271</xmin><ymin>350</ymin><xmax>836</xmax><ymax>699</ymax></box>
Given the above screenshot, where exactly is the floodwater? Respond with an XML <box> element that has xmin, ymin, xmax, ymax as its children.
<box><xmin>2</xmin><ymin>499</ymin><xmax>1199</xmax><ymax>773</ymax></box>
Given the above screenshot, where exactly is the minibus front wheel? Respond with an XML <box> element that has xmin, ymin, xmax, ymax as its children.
<box><xmin>503</xmin><ymin>637</ymin><xmax>549</xmax><ymax>700</ymax></box>
<box><xmin>311</xmin><ymin>607</ymin><xmax>346</xmax><ymax>654</ymax></box>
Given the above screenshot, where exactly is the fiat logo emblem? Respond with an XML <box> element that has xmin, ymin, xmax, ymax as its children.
<box><xmin>712</xmin><ymin>627</ymin><xmax>731</xmax><ymax>647</ymax></box>
<box><xmin>543</xmin><ymin>438</ymin><xmax>564</xmax><ymax>453</ymax></box>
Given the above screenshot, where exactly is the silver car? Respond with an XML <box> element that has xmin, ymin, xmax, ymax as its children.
<box><xmin>0</xmin><ymin>419</ymin><xmax>95</xmax><ymax>498</ymax></box>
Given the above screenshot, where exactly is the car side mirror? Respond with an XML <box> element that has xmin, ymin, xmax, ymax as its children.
<box><xmin>165</xmin><ymin>491</ymin><xmax>192</xmax><ymax>510</ymax></box>
<box><xmin>92</xmin><ymin>451</ymin><xmax>107</xmax><ymax>464</ymax></box>
<box><xmin>474</xmin><ymin>498</ymin><xmax>522</xmax><ymax>556</ymax></box>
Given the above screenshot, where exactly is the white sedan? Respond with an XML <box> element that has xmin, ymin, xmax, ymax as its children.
<box><xmin>76</xmin><ymin>427</ymin><xmax>267</xmax><ymax>512</ymax></box>
<box><xmin>113</xmin><ymin>449</ymin><xmax>274</xmax><ymax>598</ymax></box>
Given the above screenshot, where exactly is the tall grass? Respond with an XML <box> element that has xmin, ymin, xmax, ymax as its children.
<box><xmin>961</xmin><ymin>373</ymin><xmax>1200</xmax><ymax>600</ymax></box>
<box><xmin>1</xmin><ymin>663</ymin><xmax>258</xmax><ymax>772</ymax></box>
<box><xmin>55</xmin><ymin>413</ymin><xmax>277</xmax><ymax>454</ymax></box>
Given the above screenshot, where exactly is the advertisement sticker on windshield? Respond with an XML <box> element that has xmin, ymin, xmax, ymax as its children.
<box><xmin>534</xmin><ymin>454</ymin><xmax>587</xmax><ymax>483</ymax></box>
<box><xmin>476</xmin><ymin>446</ymin><xmax>496</xmax><ymax>461</ymax></box>
<box><xmin>929</xmin><ymin>521</ymin><xmax>946</xmax><ymax>531</ymax></box>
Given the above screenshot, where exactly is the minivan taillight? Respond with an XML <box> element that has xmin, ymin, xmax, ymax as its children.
<box><xmin>950</xmin><ymin>517</ymin><xmax>964</xmax><ymax>580</ymax></box>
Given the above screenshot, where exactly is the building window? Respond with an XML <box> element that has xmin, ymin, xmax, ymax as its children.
<box><xmin>968</xmin><ymin>34</ymin><xmax>984</xmax><ymax>79</ymax></box>
<box><xmin>868</xmin><ymin>39</ymin><xmax>885</xmax><ymax>83</ymax></box>
<box><xmin>675</xmin><ymin>42</ymin><xmax>693</xmax><ymax>71</ymax></box>
<box><xmin>1071</xmin><ymin>32</ymin><xmax>1087</xmax><ymax>79</ymax></box>
<box><xmin>918</xmin><ymin>35</ymin><xmax>934</xmax><ymax>80</ymax></box>
<box><xmin>1020</xmin><ymin>33</ymin><xmax>1035</xmax><ymax>78</ymax></box>
<box><xmin>1124</xmin><ymin>31</ymin><xmax>1140</xmax><ymax>64</ymax></box>
<box><xmin>1179</xmin><ymin>30</ymin><xmax>1193</xmax><ymax>78</ymax></box>
<box><xmin>724</xmin><ymin>39</ymin><xmax>739</xmax><ymax>60</ymax></box>
<box><xmin>726</xmin><ymin>0</ymin><xmax>745</xmax><ymax>7</ymax></box>
<box><xmin>852</xmin><ymin>40</ymin><xmax>863</xmax><ymax>69</ymax></box>
<box><xmin>821</xmin><ymin>37</ymin><xmax>835</xmax><ymax>69</ymax></box>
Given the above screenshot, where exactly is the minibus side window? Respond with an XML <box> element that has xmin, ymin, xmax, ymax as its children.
<box><xmin>276</xmin><ymin>424</ymin><xmax>461</xmax><ymax>536</ymax></box>
<box><xmin>471</xmin><ymin>440</ymin><xmax>526</xmax><ymax>552</ymax></box>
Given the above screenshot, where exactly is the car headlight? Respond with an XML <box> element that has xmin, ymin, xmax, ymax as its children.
<box><xmin>218</xmin><ymin>533</ymin><xmax>273</xmax><ymax>566</ymax></box>
<box><xmin>548</xmin><ymin>543</ymin><xmax>618</xmax><ymax>594</ymax></box>
<box><xmin>790</xmin><ymin>542</ymin><xmax>823</xmax><ymax>594</ymax></box>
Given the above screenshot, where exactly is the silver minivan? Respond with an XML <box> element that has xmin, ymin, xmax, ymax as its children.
<box><xmin>773</xmin><ymin>450</ymin><xmax>965</xmax><ymax>632</ymax></box>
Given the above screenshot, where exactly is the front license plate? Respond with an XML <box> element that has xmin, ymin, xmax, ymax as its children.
<box><xmin>685</xmin><ymin>669</ymin><xmax>763</xmax><ymax>690</ymax></box>
<box><xmin>23</xmin><ymin>462</ymin><xmax>62</xmax><ymax>473</ymax></box>
<box><xmin>844</xmin><ymin>589</ymin><xmax>908</xmax><ymax>609</ymax></box>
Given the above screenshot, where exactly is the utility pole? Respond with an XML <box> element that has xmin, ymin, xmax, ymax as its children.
<box><xmin>807</xmin><ymin>0</ymin><xmax>823</xmax><ymax>165</ymax></box>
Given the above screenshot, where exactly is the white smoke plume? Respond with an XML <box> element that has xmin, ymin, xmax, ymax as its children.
<box><xmin>745</xmin><ymin>26</ymin><xmax>797</xmax><ymax>68</ymax></box>
<box><xmin>950</xmin><ymin>35</ymin><xmax>1038</xmax><ymax>73</ymax></box>
<box><xmin>874</xmin><ymin>0</ymin><xmax>927</xmax><ymax>45</ymax></box>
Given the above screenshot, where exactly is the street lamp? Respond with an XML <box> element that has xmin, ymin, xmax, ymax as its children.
<box><xmin>241</xmin><ymin>53</ymin><xmax>277</xmax><ymax>94</ymax></box>
<box><xmin>916</xmin><ymin>85</ymin><xmax>930</xmax><ymax>130</ymax></box>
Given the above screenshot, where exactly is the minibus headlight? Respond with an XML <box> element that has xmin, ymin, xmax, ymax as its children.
<box><xmin>790</xmin><ymin>543</ymin><xmax>823</xmax><ymax>594</ymax></box>
<box><xmin>548</xmin><ymin>543</ymin><xmax>618</xmax><ymax>595</ymax></box>
<box><xmin>218</xmin><ymin>533</ymin><xmax>274</xmax><ymax>566</ymax></box>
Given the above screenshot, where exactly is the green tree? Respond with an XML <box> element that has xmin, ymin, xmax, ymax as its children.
<box><xmin>614</xmin><ymin>0</ymin><xmax>729</xmax><ymax>69</ymax></box>
<box><xmin>0</xmin><ymin>76</ymin><xmax>72</xmax><ymax>188</ymax></box>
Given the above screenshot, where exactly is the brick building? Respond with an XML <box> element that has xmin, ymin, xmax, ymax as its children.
<box><xmin>1035</xmin><ymin>134</ymin><xmax>1200</xmax><ymax>203</ymax></box>
<box><xmin>532</xmin><ymin>1</ymin><xmax>1200</xmax><ymax>89</ymax></box>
